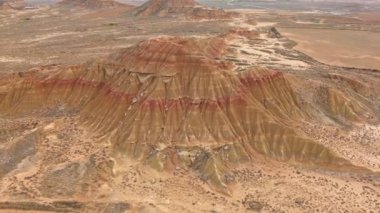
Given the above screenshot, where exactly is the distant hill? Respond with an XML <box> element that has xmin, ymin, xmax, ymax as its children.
<box><xmin>133</xmin><ymin>0</ymin><xmax>199</xmax><ymax>16</ymax></box>
<box><xmin>133</xmin><ymin>0</ymin><xmax>237</xmax><ymax>19</ymax></box>
<box><xmin>58</xmin><ymin>0</ymin><xmax>133</xmax><ymax>9</ymax></box>
<box><xmin>0</xmin><ymin>0</ymin><xmax>26</xmax><ymax>10</ymax></box>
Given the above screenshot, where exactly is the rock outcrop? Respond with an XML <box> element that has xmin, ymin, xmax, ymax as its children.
<box><xmin>267</xmin><ymin>27</ymin><xmax>282</xmax><ymax>38</ymax></box>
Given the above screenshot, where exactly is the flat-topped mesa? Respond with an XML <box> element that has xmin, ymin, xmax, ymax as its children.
<box><xmin>133</xmin><ymin>0</ymin><xmax>237</xmax><ymax>19</ymax></box>
<box><xmin>133</xmin><ymin>0</ymin><xmax>199</xmax><ymax>16</ymax></box>
<box><xmin>0</xmin><ymin>0</ymin><xmax>26</xmax><ymax>10</ymax></box>
<box><xmin>0</xmin><ymin>36</ymin><xmax>360</xmax><ymax>193</ymax></box>
<box><xmin>58</xmin><ymin>0</ymin><xmax>131</xmax><ymax>9</ymax></box>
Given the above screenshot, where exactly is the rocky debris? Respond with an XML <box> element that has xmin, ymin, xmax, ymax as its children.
<box><xmin>0</xmin><ymin>131</ymin><xmax>38</xmax><ymax>178</ymax></box>
<box><xmin>295</xmin><ymin>198</ymin><xmax>305</xmax><ymax>206</ymax></box>
<box><xmin>243</xmin><ymin>200</ymin><xmax>264</xmax><ymax>211</ymax></box>
<box><xmin>226</xmin><ymin>28</ymin><xmax>259</xmax><ymax>39</ymax></box>
<box><xmin>39</xmin><ymin>162</ymin><xmax>82</xmax><ymax>197</ymax></box>
<box><xmin>267</xmin><ymin>27</ymin><xmax>282</xmax><ymax>38</ymax></box>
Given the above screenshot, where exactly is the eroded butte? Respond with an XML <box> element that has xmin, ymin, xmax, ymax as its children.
<box><xmin>0</xmin><ymin>0</ymin><xmax>379</xmax><ymax>212</ymax></box>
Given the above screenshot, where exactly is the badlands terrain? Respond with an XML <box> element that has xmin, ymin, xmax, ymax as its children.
<box><xmin>0</xmin><ymin>0</ymin><xmax>379</xmax><ymax>212</ymax></box>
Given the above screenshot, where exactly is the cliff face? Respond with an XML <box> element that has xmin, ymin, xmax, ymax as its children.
<box><xmin>0</xmin><ymin>36</ymin><xmax>359</xmax><ymax>193</ymax></box>
<box><xmin>133</xmin><ymin>0</ymin><xmax>237</xmax><ymax>19</ymax></box>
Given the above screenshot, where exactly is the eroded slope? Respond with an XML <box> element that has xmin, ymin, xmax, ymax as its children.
<box><xmin>0</xmin><ymin>35</ymin><xmax>370</xmax><ymax>195</ymax></box>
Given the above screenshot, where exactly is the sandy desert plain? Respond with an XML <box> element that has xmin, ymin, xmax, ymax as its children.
<box><xmin>0</xmin><ymin>0</ymin><xmax>379</xmax><ymax>212</ymax></box>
